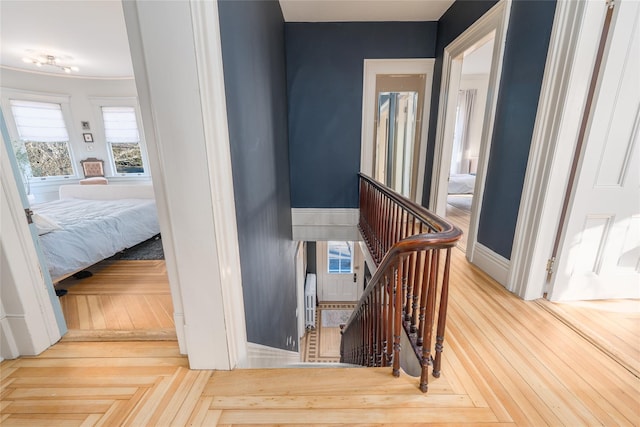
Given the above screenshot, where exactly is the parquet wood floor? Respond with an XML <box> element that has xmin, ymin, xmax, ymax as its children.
<box><xmin>57</xmin><ymin>260</ymin><xmax>176</xmax><ymax>341</ymax></box>
<box><xmin>2</xmin><ymin>250</ymin><xmax>638</xmax><ymax>425</ymax></box>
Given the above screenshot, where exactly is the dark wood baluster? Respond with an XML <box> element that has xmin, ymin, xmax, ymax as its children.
<box><xmin>433</xmin><ymin>248</ymin><xmax>451</xmax><ymax>378</ymax></box>
<box><xmin>411</xmin><ymin>250</ymin><xmax>424</xmax><ymax>334</ymax></box>
<box><xmin>385</xmin><ymin>272</ymin><xmax>393</xmax><ymax>367</ymax></box>
<box><xmin>419</xmin><ymin>249</ymin><xmax>440</xmax><ymax>393</ymax></box>
<box><xmin>416</xmin><ymin>250</ymin><xmax>431</xmax><ymax>347</ymax></box>
<box><xmin>392</xmin><ymin>260</ymin><xmax>403</xmax><ymax>377</ymax></box>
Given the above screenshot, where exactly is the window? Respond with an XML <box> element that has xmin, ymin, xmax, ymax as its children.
<box><xmin>102</xmin><ymin>106</ymin><xmax>144</xmax><ymax>175</ymax></box>
<box><xmin>10</xmin><ymin>100</ymin><xmax>74</xmax><ymax>178</ymax></box>
<box><xmin>327</xmin><ymin>241</ymin><xmax>354</xmax><ymax>274</ymax></box>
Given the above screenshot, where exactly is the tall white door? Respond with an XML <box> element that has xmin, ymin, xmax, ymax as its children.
<box><xmin>550</xmin><ymin>0</ymin><xmax>640</xmax><ymax>301</ymax></box>
<box><xmin>317</xmin><ymin>241</ymin><xmax>359</xmax><ymax>302</ymax></box>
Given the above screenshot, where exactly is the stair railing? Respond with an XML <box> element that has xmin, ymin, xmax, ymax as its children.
<box><xmin>340</xmin><ymin>174</ymin><xmax>462</xmax><ymax>392</ymax></box>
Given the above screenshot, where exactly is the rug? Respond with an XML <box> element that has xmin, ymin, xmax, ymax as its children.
<box><xmin>321</xmin><ymin>309</ymin><xmax>353</xmax><ymax>328</ymax></box>
<box><xmin>112</xmin><ymin>234</ymin><xmax>165</xmax><ymax>260</ymax></box>
<box><xmin>447</xmin><ymin>195</ymin><xmax>473</xmax><ymax>212</ymax></box>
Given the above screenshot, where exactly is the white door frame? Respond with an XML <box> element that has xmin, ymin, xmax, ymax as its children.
<box><xmin>360</xmin><ymin>58</ymin><xmax>435</xmax><ymax>204</ymax></box>
<box><xmin>508</xmin><ymin>0</ymin><xmax>611</xmax><ymax>299</ymax></box>
<box><xmin>429</xmin><ymin>0</ymin><xmax>511</xmax><ymax>268</ymax></box>
<box><xmin>0</xmin><ymin>114</ymin><xmax>62</xmax><ymax>358</ymax></box>
<box><xmin>122</xmin><ymin>0</ymin><xmax>247</xmax><ymax>368</ymax></box>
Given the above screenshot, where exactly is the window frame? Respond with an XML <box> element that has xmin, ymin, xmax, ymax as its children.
<box><xmin>327</xmin><ymin>241</ymin><xmax>354</xmax><ymax>274</ymax></box>
<box><xmin>90</xmin><ymin>97</ymin><xmax>150</xmax><ymax>178</ymax></box>
<box><xmin>1</xmin><ymin>88</ymin><xmax>79</xmax><ymax>182</ymax></box>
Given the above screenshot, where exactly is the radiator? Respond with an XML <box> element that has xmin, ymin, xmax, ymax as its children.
<box><xmin>304</xmin><ymin>273</ymin><xmax>317</xmax><ymax>329</ymax></box>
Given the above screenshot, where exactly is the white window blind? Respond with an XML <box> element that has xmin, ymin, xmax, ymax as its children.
<box><xmin>102</xmin><ymin>106</ymin><xmax>140</xmax><ymax>143</ymax></box>
<box><xmin>10</xmin><ymin>100</ymin><xmax>69</xmax><ymax>142</ymax></box>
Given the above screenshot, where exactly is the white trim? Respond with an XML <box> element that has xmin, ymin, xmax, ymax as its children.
<box><xmin>122</xmin><ymin>0</ymin><xmax>187</xmax><ymax>356</ymax></box>
<box><xmin>123</xmin><ymin>0</ymin><xmax>247</xmax><ymax>369</ymax></box>
<box><xmin>190</xmin><ymin>0</ymin><xmax>248</xmax><ymax>368</ymax></box>
<box><xmin>292</xmin><ymin>208</ymin><xmax>360</xmax><ymax>241</ymax></box>
<box><xmin>429</xmin><ymin>0</ymin><xmax>511</xmax><ymax>273</ymax></box>
<box><xmin>508</xmin><ymin>0</ymin><xmax>604</xmax><ymax>299</ymax></box>
<box><xmin>0</xmin><ymin>128</ymin><xmax>62</xmax><ymax>356</ymax></box>
<box><xmin>238</xmin><ymin>342</ymin><xmax>301</xmax><ymax>368</ymax></box>
<box><xmin>472</xmin><ymin>243</ymin><xmax>511</xmax><ymax>286</ymax></box>
<box><xmin>360</xmin><ymin>58</ymin><xmax>435</xmax><ymax>204</ymax></box>
<box><xmin>0</xmin><ymin>304</ymin><xmax>20</xmax><ymax>360</ymax></box>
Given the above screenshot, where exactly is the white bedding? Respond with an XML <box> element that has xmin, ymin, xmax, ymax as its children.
<box><xmin>448</xmin><ymin>174</ymin><xmax>476</xmax><ymax>194</ymax></box>
<box><xmin>34</xmin><ymin>197</ymin><xmax>160</xmax><ymax>280</ymax></box>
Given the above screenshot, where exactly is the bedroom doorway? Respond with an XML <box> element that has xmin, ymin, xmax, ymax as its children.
<box><xmin>430</xmin><ymin>1</ymin><xmax>510</xmax><ymax>264</ymax></box>
<box><xmin>443</xmin><ymin>36</ymin><xmax>495</xmax><ymax>252</ymax></box>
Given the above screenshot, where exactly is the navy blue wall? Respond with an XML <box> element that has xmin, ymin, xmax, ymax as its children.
<box><xmin>218</xmin><ymin>0</ymin><xmax>298</xmax><ymax>351</ymax></box>
<box><xmin>422</xmin><ymin>1</ymin><xmax>498</xmax><ymax>205</ymax></box>
<box><xmin>422</xmin><ymin>0</ymin><xmax>556</xmax><ymax>260</ymax></box>
<box><xmin>286</xmin><ymin>22</ymin><xmax>438</xmax><ymax>208</ymax></box>
<box><xmin>477</xmin><ymin>0</ymin><xmax>556</xmax><ymax>258</ymax></box>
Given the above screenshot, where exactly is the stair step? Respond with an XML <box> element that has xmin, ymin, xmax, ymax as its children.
<box><xmin>284</xmin><ymin>362</ymin><xmax>363</xmax><ymax>369</ymax></box>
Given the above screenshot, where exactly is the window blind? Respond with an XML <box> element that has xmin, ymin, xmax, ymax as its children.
<box><xmin>10</xmin><ymin>100</ymin><xmax>69</xmax><ymax>143</ymax></box>
<box><xmin>102</xmin><ymin>106</ymin><xmax>140</xmax><ymax>143</ymax></box>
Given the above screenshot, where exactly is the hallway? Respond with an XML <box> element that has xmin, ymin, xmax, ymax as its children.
<box><xmin>1</xmin><ymin>249</ymin><xmax>638</xmax><ymax>425</ymax></box>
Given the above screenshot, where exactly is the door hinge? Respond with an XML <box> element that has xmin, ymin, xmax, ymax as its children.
<box><xmin>25</xmin><ymin>208</ymin><xmax>34</xmax><ymax>224</ymax></box>
<box><xmin>546</xmin><ymin>257</ymin><xmax>556</xmax><ymax>275</ymax></box>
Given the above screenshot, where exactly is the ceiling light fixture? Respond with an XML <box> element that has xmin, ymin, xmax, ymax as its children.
<box><xmin>22</xmin><ymin>53</ymin><xmax>79</xmax><ymax>73</ymax></box>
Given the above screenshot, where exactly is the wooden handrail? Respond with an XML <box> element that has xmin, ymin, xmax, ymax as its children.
<box><xmin>340</xmin><ymin>174</ymin><xmax>462</xmax><ymax>392</ymax></box>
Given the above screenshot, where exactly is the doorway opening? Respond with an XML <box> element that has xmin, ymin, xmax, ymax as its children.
<box><xmin>444</xmin><ymin>36</ymin><xmax>495</xmax><ymax>252</ymax></box>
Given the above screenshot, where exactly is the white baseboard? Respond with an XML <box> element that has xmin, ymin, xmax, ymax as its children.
<box><xmin>292</xmin><ymin>208</ymin><xmax>360</xmax><ymax>241</ymax></box>
<box><xmin>238</xmin><ymin>342</ymin><xmax>301</xmax><ymax>368</ymax></box>
<box><xmin>471</xmin><ymin>243</ymin><xmax>511</xmax><ymax>287</ymax></box>
<box><xmin>0</xmin><ymin>315</ymin><xmax>19</xmax><ymax>360</ymax></box>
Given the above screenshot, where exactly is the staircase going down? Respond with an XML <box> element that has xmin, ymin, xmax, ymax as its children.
<box><xmin>340</xmin><ymin>174</ymin><xmax>462</xmax><ymax>392</ymax></box>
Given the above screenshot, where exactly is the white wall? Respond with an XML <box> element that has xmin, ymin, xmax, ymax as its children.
<box><xmin>459</xmin><ymin>73</ymin><xmax>489</xmax><ymax>172</ymax></box>
<box><xmin>0</xmin><ymin>69</ymin><xmax>150</xmax><ymax>203</ymax></box>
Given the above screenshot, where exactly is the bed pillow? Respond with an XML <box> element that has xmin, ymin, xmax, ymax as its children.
<box><xmin>33</xmin><ymin>213</ymin><xmax>62</xmax><ymax>235</ymax></box>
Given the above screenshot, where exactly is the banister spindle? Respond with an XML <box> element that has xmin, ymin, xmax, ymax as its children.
<box><xmin>345</xmin><ymin>175</ymin><xmax>461</xmax><ymax>393</ymax></box>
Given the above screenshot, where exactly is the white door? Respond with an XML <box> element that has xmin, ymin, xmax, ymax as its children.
<box><xmin>317</xmin><ymin>241</ymin><xmax>359</xmax><ymax>302</ymax></box>
<box><xmin>550</xmin><ymin>0</ymin><xmax>640</xmax><ymax>301</ymax></box>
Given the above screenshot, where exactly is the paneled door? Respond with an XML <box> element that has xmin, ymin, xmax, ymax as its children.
<box><xmin>550</xmin><ymin>0</ymin><xmax>639</xmax><ymax>301</ymax></box>
<box><xmin>317</xmin><ymin>241</ymin><xmax>359</xmax><ymax>302</ymax></box>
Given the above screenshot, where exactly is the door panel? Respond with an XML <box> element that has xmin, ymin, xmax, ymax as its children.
<box><xmin>551</xmin><ymin>0</ymin><xmax>640</xmax><ymax>300</ymax></box>
<box><xmin>317</xmin><ymin>241</ymin><xmax>359</xmax><ymax>302</ymax></box>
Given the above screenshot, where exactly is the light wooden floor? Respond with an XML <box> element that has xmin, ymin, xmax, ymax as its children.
<box><xmin>445</xmin><ymin>196</ymin><xmax>471</xmax><ymax>251</ymax></box>
<box><xmin>57</xmin><ymin>260</ymin><xmax>176</xmax><ymax>341</ymax></box>
<box><xmin>2</xmin><ymin>249</ymin><xmax>638</xmax><ymax>426</ymax></box>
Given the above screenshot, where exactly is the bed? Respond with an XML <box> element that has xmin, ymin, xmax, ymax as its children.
<box><xmin>448</xmin><ymin>174</ymin><xmax>476</xmax><ymax>194</ymax></box>
<box><xmin>32</xmin><ymin>184</ymin><xmax>160</xmax><ymax>282</ymax></box>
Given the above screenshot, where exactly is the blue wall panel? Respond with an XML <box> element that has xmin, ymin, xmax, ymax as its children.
<box><xmin>218</xmin><ymin>0</ymin><xmax>298</xmax><ymax>351</ymax></box>
<box><xmin>286</xmin><ymin>22</ymin><xmax>437</xmax><ymax>208</ymax></box>
<box><xmin>477</xmin><ymin>0</ymin><xmax>557</xmax><ymax>258</ymax></box>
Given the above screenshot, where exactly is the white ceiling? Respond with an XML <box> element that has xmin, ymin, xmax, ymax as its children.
<box><xmin>0</xmin><ymin>0</ymin><xmax>133</xmax><ymax>78</ymax></box>
<box><xmin>0</xmin><ymin>0</ymin><xmax>455</xmax><ymax>79</ymax></box>
<box><xmin>279</xmin><ymin>0</ymin><xmax>454</xmax><ymax>22</ymax></box>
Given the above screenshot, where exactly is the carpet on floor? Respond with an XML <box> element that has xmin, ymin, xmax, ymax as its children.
<box><xmin>321</xmin><ymin>309</ymin><xmax>353</xmax><ymax>328</ymax></box>
<box><xmin>447</xmin><ymin>194</ymin><xmax>473</xmax><ymax>212</ymax></box>
<box><xmin>112</xmin><ymin>234</ymin><xmax>164</xmax><ymax>260</ymax></box>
